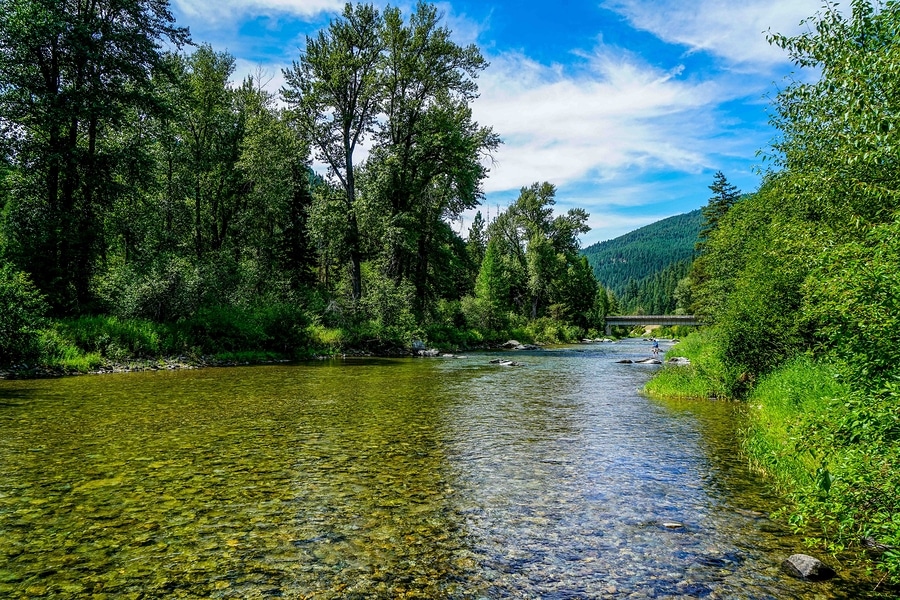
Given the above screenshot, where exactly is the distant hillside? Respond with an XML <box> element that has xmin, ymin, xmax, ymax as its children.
<box><xmin>581</xmin><ymin>209</ymin><xmax>702</xmax><ymax>300</ymax></box>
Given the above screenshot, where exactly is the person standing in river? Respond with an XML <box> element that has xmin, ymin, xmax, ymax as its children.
<box><xmin>651</xmin><ymin>339</ymin><xmax>660</xmax><ymax>356</ymax></box>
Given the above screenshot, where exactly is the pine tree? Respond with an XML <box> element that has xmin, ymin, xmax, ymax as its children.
<box><xmin>696</xmin><ymin>171</ymin><xmax>740</xmax><ymax>253</ymax></box>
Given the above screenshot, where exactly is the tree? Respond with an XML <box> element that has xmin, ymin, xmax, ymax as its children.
<box><xmin>0</xmin><ymin>0</ymin><xmax>189</xmax><ymax>312</ymax></box>
<box><xmin>466</xmin><ymin>210</ymin><xmax>487</xmax><ymax>269</ymax></box>
<box><xmin>235</xmin><ymin>76</ymin><xmax>317</xmax><ymax>290</ymax></box>
<box><xmin>169</xmin><ymin>45</ymin><xmax>244</xmax><ymax>260</ymax></box>
<box><xmin>367</xmin><ymin>1</ymin><xmax>499</xmax><ymax>311</ymax></box>
<box><xmin>469</xmin><ymin>237</ymin><xmax>509</xmax><ymax>332</ymax></box>
<box><xmin>696</xmin><ymin>171</ymin><xmax>740</xmax><ymax>253</ymax></box>
<box><xmin>485</xmin><ymin>182</ymin><xmax>591</xmax><ymax>320</ymax></box>
<box><xmin>282</xmin><ymin>3</ymin><xmax>383</xmax><ymax>302</ymax></box>
<box><xmin>0</xmin><ymin>262</ymin><xmax>47</xmax><ymax>364</ymax></box>
<box><xmin>766</xmin><ymin>0</ymin><xmax>900</xmax><ymax>228</ymax></box>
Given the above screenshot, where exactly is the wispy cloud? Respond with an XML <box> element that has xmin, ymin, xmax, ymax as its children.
<box><xmin>473</xmin><ymin>47</ymin><xmax>726</xmax><ymax>194</ymax></box>
<box><xmin>173</xmin><ymin>0</ymin><xmax>343</xmax><ymax>22</ymax></box>
<box><xmin>600</xmin><ymin>0</ymin><xmax>822</xmax><ymax>67</ymax></box>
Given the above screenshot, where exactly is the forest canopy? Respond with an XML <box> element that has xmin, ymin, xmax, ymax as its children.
<box><xmin>0</xmin><ymin>0</ymin><xmax>611</xmax><ymax>364</ymax></box>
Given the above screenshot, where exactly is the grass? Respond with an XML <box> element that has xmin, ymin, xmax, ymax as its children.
<box><xmin>742</xmin><ymin>355</ymin><xmax>850</xmax><ymax>490</ymax></box>
<box><xmin>644</xmin><ymin>329</ymin><xmax>734</xmax><ymax>399</ymax></box>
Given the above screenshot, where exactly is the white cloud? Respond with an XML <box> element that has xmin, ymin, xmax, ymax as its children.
<box><xmin>600</xmin><ymin>0</ymin><xmax>822</xmax><ymax>67</ymax></box>
<box><xmin>231</xmin><ymin>59</ymin><xmax>288</xmax><ymax>94</ymax></box>
<box><xmin>173</xmin><ymin>0</ymin><xmax>343</xmax><ymax>22</ymax></box>
<box><xmin>473</xmin><ymin>47</ymin><xmax>725</xmax><ymax>195</ymax></box>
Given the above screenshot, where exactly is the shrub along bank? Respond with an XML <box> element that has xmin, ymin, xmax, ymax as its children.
<box><xmin>0</xmin><ymin>305</ymin><xmax>597</xmax><ymax>376</ymax></box>
<box><xmin>645</xmin><ymin>3</ymin><xmax>900</xmax><ymax>585</ymax></box>
<box><xmin>649</xmin><ymin>331</ymin><xmax>900</xmax><ymax>585</ymax></box>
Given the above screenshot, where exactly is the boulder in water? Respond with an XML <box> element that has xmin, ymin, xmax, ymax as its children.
<box><xmin>781</xmin><ymin>554</ymin><xmax>835</xmax><ymax>581</ymax></box>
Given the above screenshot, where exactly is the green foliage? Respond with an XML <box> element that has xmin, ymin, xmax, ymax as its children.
<box><xmin>644</xmin><ymin>330</ymin><xmax>735</xmax><ymax>400</ymax></box>
<box><xmin>0</xmin><ymin>263</ymin><xmax>48</xmax><ymax>364</ymax></box>
<box><xmin>696</xmin><ymin>171</ymin><xmax>741</xmax><ymax>253</ymax></box>
<box><xmin>745</xmin><ymin>359</ymin><xmax>900</xmax><ymax>580</ymax></box>
<box><xmin>743</xmin><ymin>356</ymin><xmax>849</xmax><ymax>491</ymax></box>
<box><xmin>803</xmin><ymin>217</ymin><xmax>900</xmax><ymax>385</ymax></box>
<box><xmin>38</xmin><ymin>329</ymin><xmax>104</xmax><ymax>372</ymax></box>
<box><xmin>54</xmin><ymin>316</ymin><xmax>163</xmax><ymax>359</ymax></box>
<box><xmin>483</xmin><ymin>182</ymin><xmax>592</xmax><ymax>324</ymax></box>
<box><xmin>0</xmin><ymin>0</ymin><xmax>189</xmax><ymax>312</ymax></box>
<box><xmin>617</xmin><ymin>259</ymin><xmax>691</xmax><ymax>315</ymax></box>
<box><xmin>358</xmin><ymin>262</ymin><xmax>418</xmax><ymax>342</ymax></box>
<box><xmin>522</xmin><ymin>317</ymin><xmax>582</xmax><ymax>345</ymax></box>
<box><xmin>655</xmin><ymin>2</ymin><xmax>900</xmax><ymax>582</ymax></box>
<box><xmin>465</xmin><ymin>237</ymin><xmax>510</xmax><ymax>333</ymax></box>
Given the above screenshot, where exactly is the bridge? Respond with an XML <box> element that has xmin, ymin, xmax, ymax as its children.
<box><xmin>604</xmin><ymin>315</ymin><xmax>700</xmax><ymax>336</ymax></box>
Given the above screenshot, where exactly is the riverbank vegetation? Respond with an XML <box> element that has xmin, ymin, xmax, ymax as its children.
<box><xmin>0</xmin><ymin>1</ymin><xmax>611</xmax><ymax>372</ymax></box>
<box><xmin>650</xmin><ymin>0</ymin><xmax>900</xmax><ymax>583</ymax></box>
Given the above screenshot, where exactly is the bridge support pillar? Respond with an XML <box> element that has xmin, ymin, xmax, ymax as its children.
<box><xmin>605</xmin><ymin>323</ymin><xmax>611</xmax><ymax>336</ymax></box>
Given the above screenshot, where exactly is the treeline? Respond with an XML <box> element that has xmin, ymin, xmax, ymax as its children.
<box><xmin>616</xmin><ymin>259</ymin><xmax>691</xmax><ymax>315</ymax></box>
<box><xmin>0</xmin><ymin>1</ymin><xmax>610</xmax><ymax>366</ymax></box>
<box><xmin>657</xmin><ymin>1</ymin><xmax>900</xmax><ymax>582</ymax></box>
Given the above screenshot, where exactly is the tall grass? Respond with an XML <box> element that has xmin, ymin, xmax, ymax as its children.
<box><xmin>742</xmin><ymin>355</ymin><xmax>849</xmax><ymax>490</ymax></box>
<box><xmin>644</xmin><ymin>329</ymin><xmax>735</xmax><ymax>399</ymax></box>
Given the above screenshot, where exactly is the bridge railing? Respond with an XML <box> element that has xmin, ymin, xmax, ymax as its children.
<box><xmin>604</xmin><ymin>315</ymin><xmax>699</xmax><ymax>335</ymax></box>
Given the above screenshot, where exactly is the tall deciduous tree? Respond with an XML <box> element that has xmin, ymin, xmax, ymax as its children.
<box><xmin>371</xmin><ymin>1</ymin><xmax>498</xmax><ymax>310</ymax></box>
<box><xmin>767</xmin><ymin>0</ymin><xmax>900</xmax><ymax>228</ymax></box>
<box><xmin>282</xmin><ymin>3</ymin><xmax>383</xmax><ymax>302</ymax></box>
<box><xmin>0</xmin><ymin>0</ymin><xmax>188</xmax><ymax>312</ymax></box>
<box><xmin>485</xmin><ymin>182</ymin><xmax>591</xmax><ymax>320</ymax></box>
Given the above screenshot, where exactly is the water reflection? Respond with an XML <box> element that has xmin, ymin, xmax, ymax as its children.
<box><xmin>0</xmin><ymin>342</ymin><xmax>892</xmax><ymax>598</ymax></box>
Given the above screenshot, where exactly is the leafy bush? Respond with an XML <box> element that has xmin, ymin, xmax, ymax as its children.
<box><xmin>771</xmin><ymin>382</ymin><xmax>900</xmax><ymax>580</ymax></box>
<box><xmin>359</xmin><ymin>266</ymin><xmax>417</xmax><ymax>334</ymax></box>
<box><xmin>253</xmin><ymin>302</ymin><xmax>312</xmax><ymax>355</ymax></box>
<box><xmin>95</xmin><ymin>255</ymin><xmax>201</xmax><ymax>322</ymax></box>
<box><xmin>0</xmin><ymin>263</ymin><xmax>47</xmax><ymax>364</ymax></box>
<box><xmin>38</xmin><ymin>328</ymin><xmax>103</xmax><ymax>372</ymax></box>
<box><xmin>180</xmin><ymin>305</ymin><xmax>267</xmax><ymax>354</ymax></box>
<box><xmin>55</xmin><ymin>316</ymin><xmax>163</xmax><ymax>359</ymax></box>
<box><xmin>803</xmin><ymin>218</ymin><xmax>900</xmax><ymax>386</ymax></box>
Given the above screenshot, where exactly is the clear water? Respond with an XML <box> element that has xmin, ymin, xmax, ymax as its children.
<box><xmin>0</xmin><ymin>340</ymin><xmax>889</xmax><ymax>598</ymax></box>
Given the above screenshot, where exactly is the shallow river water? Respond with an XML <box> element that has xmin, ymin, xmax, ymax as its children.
<box><xmin>0</xmin><ymin>340</ymin><xmax>890</xmax><ymax>598</ymax></box>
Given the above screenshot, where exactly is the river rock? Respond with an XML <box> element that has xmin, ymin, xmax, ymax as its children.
<box><xmin>417</xmin><ymin>348</ymin><xmax>440</xmax><ymax>357</ymax></box>
<box><xmin>489</xmin><ymin>359</ymin><xmax>522</xmax><ymax>366</ymax></box>
<box><xmin>635</xmin><ymin>358</ymin><xmax>662</xmax><ymax>364</ymax></box>
<box><xmin>616</xmin><ymin>359</ymin><xmax>633</xmax><ymax>364</ymax></box>
<box><xmin>501</xmin><ymin>340</ymin><xmax>521</xmax><ymax>349</ymax></box>
<box><xmin>781</xmin><ymin>554</ymin><xmax>835</xmax><ymax>581</ymax></box>
<box><xmin>513</xmin><ymin>344</ymin><xmax>541</xmax><ymax>351</ymax></box>
<box><xmin>666</xmin><ymin>356</ymin><xmax>691</xmax><ymax>365</ymax></box>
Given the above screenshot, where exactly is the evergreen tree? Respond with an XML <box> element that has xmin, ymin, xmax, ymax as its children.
<box><xmin>696</xmin><ymin>171</ymin><xmax>740</xmax><ymax>253</ymax></box>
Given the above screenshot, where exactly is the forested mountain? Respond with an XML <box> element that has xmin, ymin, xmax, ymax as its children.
<box><xmin>580</xmin><ymin>210</ymin><xmax>701</xmax><ymax>313</ymax></box>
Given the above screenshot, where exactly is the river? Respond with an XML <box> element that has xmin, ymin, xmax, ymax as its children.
<box><xmin>0</xmin><ymin>339</ymin><xmax>888</xmax><ymax>598</ymax></box>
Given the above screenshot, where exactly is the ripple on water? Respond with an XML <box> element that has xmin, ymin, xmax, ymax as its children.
<box><xmin>0</xmin><ymin>341</ymin><xmax>893</xmax><ymax>598</ymax></box>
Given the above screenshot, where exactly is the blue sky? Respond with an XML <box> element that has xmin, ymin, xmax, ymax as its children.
<box><xmin>169</xmin><ymin>0</ymin><xmax>823</xmax><ymax>245</ymax></box>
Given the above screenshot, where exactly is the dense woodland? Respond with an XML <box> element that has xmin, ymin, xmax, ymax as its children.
<box><xmin>651</xmin><ymin>0</ymin><xmax>900</xmax><ymax>583</ymax></box>
<box><xmin>581</xmin><ymin>209</ymin><xmax>701</xmax><ymax>314</ymax></box>
<box><xmin>0</xmin><ymin>0</ymin><xmax>612</xmax><ymax>367</ymax></box>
